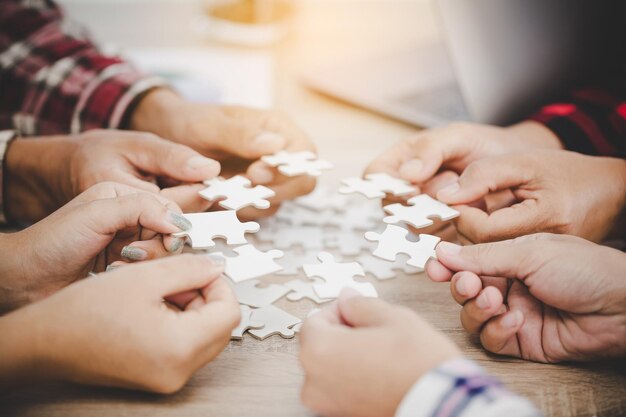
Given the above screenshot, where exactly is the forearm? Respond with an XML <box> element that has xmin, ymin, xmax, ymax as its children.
<box><xmin>129</xmin><ymin>88</ymin><xmax>186</xmax><ymax>140</ymax></box>
<box><xmin>395</xmin><ymin>358</ymin><xmax>542</xmax><ymax>417</ymax></box>
<box><xmin>0</xmin><ymin>305</ymin><xmax>47</xmax><ymax>391</ymax></box>
<box><xmin>3</xmin><ymin>136</ymin><xmax>76</xmax><ymax>224</ymax></box>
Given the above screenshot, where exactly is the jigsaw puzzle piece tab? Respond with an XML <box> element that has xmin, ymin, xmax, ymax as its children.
<box><xmin>172</xmin><ymin>211</ymin><xmax>260</xmax><ymax>249</ymax></box>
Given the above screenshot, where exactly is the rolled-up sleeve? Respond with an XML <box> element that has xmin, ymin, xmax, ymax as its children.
<box><xmin>0</xmin><ymin>0</ymin><xmax>167</xmax><ymax>136</ymax></box>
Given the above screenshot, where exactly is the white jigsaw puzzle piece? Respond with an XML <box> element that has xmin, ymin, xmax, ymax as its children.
<box><xmin>214</xmin><ymin>244</ymin><xmax>284</xmax><ymax>283</ymax></box>
<box><xmin>199</xmin><ymin>175</ymin><xmax>275</xmax><ymax>211</ymax></box>
<box><xmin>293</xmin><ymin>186</ymin><xmax>349</xmax><ymax>212</ymax></box>
<box><xmin>339</xmin><ymin>173</ymin><xmax>416</xmax><ymax>199</ymax></box>
<box><xmin>383</xmin><ymin>194</ymin><xmax>460</xmax><ymax>229</ymax></box>
<box><xmin>172</xmin><ymin>211</ymin><xmax>260</xmax><ymax>249</ymax></box>
<box><xmin>231</xmin><ymin>279</ymin><xmax>290</xmax><ymax>307</ymax></box>
<box><xmin>248</xmin><ymin>305</ymin><xmax>302</xmax><ymax>340</ymax></box>
<box><xmin>231</xmin><ymin>305</ymin><xmax>264</xmax><ymax>340</ymax></box>
<box><xmin>364</xmin><ymin>225</ymin><xmax>440</xmax><ymax>269</ymax></box>
<box><xmin>284</xmin><ymin>278</ymin><xmax>332</xmax><ymax>304</ymax></box>
<box><xmin>303</xmin><ymin>252</ymin><xmax>378</xmax><ymax>299</ymax></box>
<box><xmin>275</xmin><ymin>202</ymin><xmax>342</xmax><ymax>227</ymax></box>
<box><xmin>262</xmin><ymin>151</ymin><xmax>333</xmax><ymax>177</ymax></box>
<box><xmin>276</xmin><ymin>251</ymin><xmax>320</xmax><ymax>276</ymax></box>
<box><xmin>356</xmin><ymin>253</ymin><xmax>420</xmax><ymax>280</ymax></box>
<box><xmin>324</xmin><ymin>229</ymin><xmax>375</xmax><ymax>256</ymax></box>
<box><xmin>257</xmin><ymin>225</ymin><xmax>325</xmax><ymax>249</ymax></box>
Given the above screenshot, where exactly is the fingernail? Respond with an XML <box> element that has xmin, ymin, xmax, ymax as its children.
<box><xmin>455</xmin><ymin>277</ymin><xmax>467</xmax><ymax>296</ymax></box>
<box><xmin>169</xmin><ymin>237</ymin><xmax>184</xmax><ymax>252</ymax></box>
<box><xmin>249</xmin><ymin>165</ymin><xmax>274</xmax><ymax>184</ymax></box>
<box><xmin>121</xmin><ymin>246</ymin><xmax>148</xmax><ymax>261</ymax></box>
<box><xmin>502</xmin><ymin>311</ymin><xmax>522</xmax><ymax>328</ymax></box>
<box><xmin>167</xmin><ymin>211</ymin><xmax>192</xmax><ymax>231</ymax></box>
<box><xmin>105</xmin><ymin>264</ymin><xmax>119</xmax><ymax>272</ymax></box>
<box><xmin>400</xmin><ymin>159</ymin><xmax>424</xmax><ymax>174</ymax></box>
<box><xmin>207</xmin><ymin>253</ymin><xmax>226</xmax><ymax>267</ymax></box>
<box><xmin>253</xmin><ymin>132</ymin><xmax>285</xmax><ymax>152</ymax></box>
<box><xmin>339</xmin><ymin>287</ymin><xmax>362</xmax><ymax>301</ymax></box>
<box><xmin>437</xmin><ymin>182</ymin><xmax>460</xmax><ymax>199</ymax></box>
<box><xmin>476</xmin><ymin>291</ymin><xmax>491</xmax><ymax>309</ymax></box>
<box><xmin>437</xmin><ymin>241</ymin><xmax>462</xmax><ymax>256</ymax></box>
<box><xmin>187</xmin><ymin>155</ymin><xmax>218</xmax><ymax>170</ymax></box>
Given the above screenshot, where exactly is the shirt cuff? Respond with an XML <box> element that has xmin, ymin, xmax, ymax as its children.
<box><xmin>0</xmin><ymin>130</ymin><xmax>18</xmax><ymax>224</ymax></box>
<box><xmin>395</xmin><ymin>358</ymin><xmax>542</xmax><ymax>417</ymax></box>
<box><xmin>69</xmin><ymin>63</ymin><xmax>168</xmax><ymax>134</ymax></box>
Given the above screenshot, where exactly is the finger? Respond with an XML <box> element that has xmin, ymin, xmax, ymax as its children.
<box><xmin>111</xmin><ymin>172</ymin><xmax>160</xmax><ymax>194</ymax></box>
<box><xmin>160</xmin><ymin>184</ymin><xmax>214</xmax><ymax>213</ymax></box>
<box><xmin>480</xmin><ymin>310</ymin><xmax>524</xmax><ymax>357</ymax></box>
<box><xmin>337</xmin><ymin>289</ymin><xmax>399</xmax><ymax>328</ymax></box>
<box><xmin>425</xmin><ymin>259</ymin><xmax>454</xmax><ymax>282</ymax></box>
<box><xmin>121</xmin><ymin>254</ymin><xmax>225</xmax><ymax>297</ymax></box>
<box><xmin>459</xmin><ymin>286</ymin><xmax>505</xmax><ymax>333</ymax></box>
<box><xmin>454</xmin><ymin>200</ymin><xmax>542</xmax><ymax>243</ymax></box>
<box><xmin>435</xmin><ymin>237</ymin><xmax>542</xmax><ymax>279</ymax></box>
<box><xmin>185</xmin><ymin>277</ymin><xmax>241</xmax><ymax>337</ymax></box>
<box><xmin>83</xmin><ymin>193</ymin><xmax>190</xmax><ymax>237</ymax></box>
<box><xmin>421</xmin><ymin>170</ymin><xmax>460</xmax><ymax>197</ymax></box>
<box><xmin>450</xmin><ymin>271</ymin><xmax>484</xmax><ymax>305</ymax></box>
<box><xmin>436</xmin><ymin>155</ymin><xmax>532</xmax><ymax>205</ymax></box>
<box><xmin>120</xmin><ymin>237</ymin><xmax>183</xmax><ymax>263</ymax></box>
<box><xmin>165</xmin><ymin>290</ymin><xmax>201</xmax><ymax>310</ymax></box>
<box><xmin>123</xmin><ymin>133</ymin><xmax>221</xmax><ymax>182</ymax></box>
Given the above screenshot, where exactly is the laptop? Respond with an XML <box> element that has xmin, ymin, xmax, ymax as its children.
<box><xmin>302</xmin><ymin>0</ymin><xmax>607</xmax><ymax>127</ymax></box>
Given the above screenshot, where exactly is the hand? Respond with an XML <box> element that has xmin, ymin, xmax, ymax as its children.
<box><xmin>299</xmin><ymin>289</ymin><xmax>460</xmax><ymax>417</ymax></box>
<box><xmin>4</xmin><ymin>129</ymin><xmax>220</xmax><ymax>223</ymax></box>
<box><xmin>0</xmin><ymin>254</ymin><xmax>240</xmax><ymax>393</ymax></box>
<box><xmin>426</xmin><ymin>234</ymin><xmax>626</xmax><ymax>363</ymax></box>
<box><xmin>0</xmin><ymin>182</ymin><xmax>190</xmax><ymax>312</ymax></box>
<box><xmin>130</xmin><ymin>89</ymin><xmax>317</xmax><ymax>218</ymax></box>
<box><xmin>364</xmin><ymin>121</ymin><xmax>563</xmax><ymax>239</ymax></box>
<box><xmin>436</xmin><ymin>150</ymin><xmax>626</xmax><ymax>243</ymax></box>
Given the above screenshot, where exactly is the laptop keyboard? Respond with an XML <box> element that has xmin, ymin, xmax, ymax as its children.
<box><xmin>395</xmin><ymin>84</ymin><xmax>471</xmax><ymax>121</ymax></box>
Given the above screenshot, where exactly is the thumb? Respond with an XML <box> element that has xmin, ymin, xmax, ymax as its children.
<box><xmin>436</xmin><ymin>154</ymin><xmax>533</xmax><ymax>205</ymax></box>
<box><xmin>337</xmin><ymin>288</ymin><xmax>400</xmax><ymax>328</ymax></box>
<box><xmin>125</xmin><ymin>254</ymin><xmax>225</xmax><ymax>297</ymax></box>
<box><xmin>123</xmin><ymin>133</ymin><xmax>221</xmax><ymax>182</ymax></box>
<box><xmin>435</xmin><ymin>237</ymin><xmax>542</xmax><ymax>281</ymax></box>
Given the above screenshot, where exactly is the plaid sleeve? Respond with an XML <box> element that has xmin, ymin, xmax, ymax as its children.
<box><xmin>395</xmin><ymin>358</ymin><xmax>542</xmax><ymax>417</ymax></box>
<box><xmin>0</xmin><ymin>0</ymin><xmax>167</xmax><ymax>136</ymax></box>
<box><xmin>528</xmin><ymin>86</ymin><xmax>626</xmax><ymax>158</ymax></box>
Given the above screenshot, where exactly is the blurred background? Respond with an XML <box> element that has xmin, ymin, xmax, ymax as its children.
<box><xmin>57</xmin><ymin>0</ymin><xmax>436</xmax><ymax>110</ymax></box>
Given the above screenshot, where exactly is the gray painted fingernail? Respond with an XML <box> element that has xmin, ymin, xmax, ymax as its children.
<box><xmin>167</xmin><ymin>211</ymin><xmax>192</xmax><ymax>231</ymax></box>
<box><xmin>121</xmin><ymin>246</ymin><xmax>148</xmax><ymax>261</ymax></box>
<box><xmin>169</xmin><ymin>237</ymin><xmax>184</xmax><ymax>252</ymax></box>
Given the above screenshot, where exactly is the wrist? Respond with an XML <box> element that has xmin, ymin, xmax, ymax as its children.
<box><xmin>0</xmin><ymin>304</ymin><xmax>50</xmax><ymax>390</ymax></box>
<box><xmin>506</xmin><ymin>121</ymin><xmax>565</xmax><ymax>150</ymax></box>
<box><xmin>4</xmin><ymin>137</ymin><xmax>77</xmax><ymax>223</ymax></box>
<box><xmin>129</xmin><ymin>88</ymin><xmax>185</xmax><ymax>141</ymax></box>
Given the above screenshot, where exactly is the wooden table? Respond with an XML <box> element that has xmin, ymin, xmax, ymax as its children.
<box><xmin>2</xmin><ymin>1</ymin><xmax>625</xmax><ymax>416</ymax></box>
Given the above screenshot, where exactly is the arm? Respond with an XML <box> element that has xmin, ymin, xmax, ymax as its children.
<box><xmin>0</xmin><ymin>0</ymin><xmax>166</xmax><ymax>135</ymax></box>
<box><xmin>396</xmin><ymin>358</ymin><xmax>541</xmax><ymax>417</ymax></box>
<box><xmin>528</xmin><ymin>86</ymin><xmax>626</xmax><ymax>158</ymax></box>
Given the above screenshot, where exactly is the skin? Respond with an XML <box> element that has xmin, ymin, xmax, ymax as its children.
<box><xmin>436</xmin><ymin>150</ymin><xmax>626</xmax><ymax>243</ymax></box>
<box><xmin>130</xmin><ymin>88</ymin><xmax>317</xmax><ymax>219</ymax></box>
<box><xmin>0</xmin><ymin>254</ymin><xmax>240</xmax><ymax>393</ymax></box>
<box><xmin>364</xmin><ymin>121</ymin><xmax>564</xmax><ymax>240</ymax></box>
<box><xmin>4</xmin><ymin>130</ymin><xmax>220</xmax><ymax>224</ymax></box>
<box><xmin>299</xmin><ymin>289</ymin><xmax>461</xmax><ymax>417</ymax></box>
<box><xmin>426</xmin><ymin>234</ymin><xmax>626</xmax><ymax>363</ymax></box>
<box><xmin>0</xmin><ymin>182</ymin><xmax>190</xmax><ymax>313</ymax></box>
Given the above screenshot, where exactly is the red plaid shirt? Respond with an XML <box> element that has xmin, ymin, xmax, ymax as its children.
<box><xmin>0</xmin><ymin>0</ymin><xmax>165</xmax><ymax>135</ymax></box>
<box><xmin>529</xmin><ymin>84</ymin><xmax>626</xmax><ymax>158</ymax></box>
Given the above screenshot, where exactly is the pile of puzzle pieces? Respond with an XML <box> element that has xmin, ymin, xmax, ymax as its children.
<box><xmin>172</xmin><ymin>152</ymin><xmax>459</xmax><ymax>340</ymax></box>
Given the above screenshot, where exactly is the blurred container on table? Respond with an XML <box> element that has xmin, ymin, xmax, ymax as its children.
<box><xmin>202</xmin><ymin>0</ymin><xmax>294</xmax><ymax>47</ymax></box>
